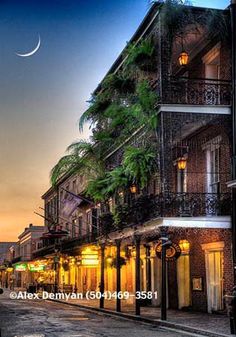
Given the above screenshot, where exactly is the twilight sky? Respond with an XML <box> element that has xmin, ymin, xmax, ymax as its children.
<box><xmin>0</xmin><ymin>0</ymin><xmax>229</xmax><ymax>241</ymax></box>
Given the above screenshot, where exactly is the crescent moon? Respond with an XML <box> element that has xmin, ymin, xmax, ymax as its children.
<box><xmin>16</xmin><ymin>35</ymin><xmax>41</xmax><ymax>57</ymax></box>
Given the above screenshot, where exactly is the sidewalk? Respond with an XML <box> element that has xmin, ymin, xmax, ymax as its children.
<box><xmin>49</xmin><ymin>297</ymin><xmax>233</xmax><ymax>337</ymax></box>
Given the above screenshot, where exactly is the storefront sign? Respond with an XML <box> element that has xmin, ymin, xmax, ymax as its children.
<box><xmin>28</xmin><ymin>262</ymin><xmax>46</xmax><ymax>272</ymax></box>
<box><xmin>155</xmin><ymin>240</ymin><xmax>181</xmax><ymax>261</ymax></box>
<box><xmin>14</xmin><ymin>263</ymin><xmax>28</xmax><ymax>272</ymax></box>
<box><xmin>81</xmin><ymin>248</ymin><xmax>99</xmax><ymax>266</ymax></box>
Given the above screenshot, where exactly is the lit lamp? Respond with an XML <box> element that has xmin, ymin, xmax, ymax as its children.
<box><xmin>178</xmin><ymin>51</ymin><xmax>189</xmax><ymax>66</ymax></box>
<box><xmin>177</xmin><ymin>157</ymin><xmax>187</xmax><ymax>170</ymax></box>
<box><xmin>130</xmin><ymin>184</ymin><xmax>137</xmax><ymax>194</ymax></box>
<box><xmin>179</xmin><ymin>240</ymin><xmax>190</xmax><ymax>254</ymax></box>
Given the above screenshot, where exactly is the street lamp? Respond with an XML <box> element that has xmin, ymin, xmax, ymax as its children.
<box><xmin>160</xmin><ymin>227</ymin><xmax>171</xmax><ymax>321</ymax></box>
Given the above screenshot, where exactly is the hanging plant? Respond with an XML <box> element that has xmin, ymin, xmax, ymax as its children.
<box><xmin>110</xmin><ymin>256</ymin><xmax>126</xmax><ymax>269</ymax></box>
<box><xmin>62</xmin><ymin>262</ymin><xmax>69</xmax><ymax>271</ymax></box>
<box><xmin>123</xmin><ymin>146</ymin><xmax>157</xmax><ymax>189</ymax></box>
<box><xmin>124</xmin><ymin>38</ymin><xmax>156</xmax><ymax>71</ymax></box>
<box><xmin>101</xmin><ymin>73</ymin><xmax>136</xmax><ymax>95</ymax></box>
<box><xmin>79</xmin><ymin>93</ymin><xmax>111</xmax><ymax>131</ymax></box>
<box><xmin>98</xmin><ymin>212</ymin><xmax>115</xmax><ymax>235</ymax></box>
<box><xmin>113</xmin><ymin>203</ymin><xmax>130</xmax><ymax>228</ymax></box>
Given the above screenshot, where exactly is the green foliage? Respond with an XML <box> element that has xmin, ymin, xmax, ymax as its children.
<box><xmin>101</xmin><ymin>73</ymin><xmax>136</xmax><ymax>95</ymax></box>
<box><xmin>161</xmin><ymin>0</ymin><xmax>193</xmax><ymax>38</ymax></box>
<box><xmin>79</xmin><ymin>93</ymin><xmax>111</xmax><ymax>131</ymax></box>
<box><xmin>52</xmin><ymin>36</ymin><xmax>159</xmax><ymax>195</ymax></box>
<box><xmin>113</xmin><ymin>203</ymin><xmax>130</xmax><ymax>228</ymax></box>
<box><xmin>50</xmin><ymin>140</ymin><xmax>105</xmax><ymax>185</ymax></box>
<box><xmin>86</xmin><ymin>166</ymin><xmax>130</xmax><ymax>201</ymax></box>
<box><xmin>50</xmin><ymin>155</ymin><xmax>80</xmax><ymax>186</ymax></box>
<box><xmin>124</xmin><ymin>38</ymin><xmax>156</xmax><ymax>70</ymax></box>
<box><xmin>123</xmin><ymin>146</ymin><xmax>157</xmax><ymax>189</ymax></box>
<box><xmin>86</xmin><ymin>174</ymin><xmax>111</xmax><ymax>201</ymax></box>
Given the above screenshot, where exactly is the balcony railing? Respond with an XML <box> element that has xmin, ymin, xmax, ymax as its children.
<box><xmin>100</xmin><ymin>193</ymin><xmax>232</xmax><ymax>234</ymax></box>
<box><xmin>33</xmin><ymin>232</ymin><xmax>98</xmax><ymax>258</ymax></box>
<box><xmin>161</xmin><ymin>77</ymin><xmax>231</xmax><ymax>106</ymax></box>
<box><xmin>155</xmin><ymin>192</ymin><xmax>231</xmax><ymax>218</ymax></box>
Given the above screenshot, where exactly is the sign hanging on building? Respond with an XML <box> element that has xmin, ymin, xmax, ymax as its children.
<box><xmin>155</xmin><ymin>240</ymin><xmax>181</xmax><ymax>261</ymax></box>
<box><xmin>28</xmin><ymin>262</ymin><xmax>46</xmax><ymax>272</ymax></box>
<box><xmin>14</xmin><ymin>263</ymin><xmax>28</xmax><ymax>272</ymax></box>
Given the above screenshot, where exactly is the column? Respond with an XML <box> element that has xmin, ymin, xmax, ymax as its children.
<box><xmin>100</xmin><ymin>243</ymin><xmax>105</xmax><ymax>309</ymax></box>
<box><xmin>134</xmin><ymin>235</ymin><xmax>141</xmax><ymax>315</ymax></box>
<box><xmin>145</xmin><ymin>244</ymin><xmax>151</xmax><ymax>292</ymax></box>
<box><xmin>115</xmin><ymin>239</ymin><xmax>122</xmax><ymax>312</ymax></box>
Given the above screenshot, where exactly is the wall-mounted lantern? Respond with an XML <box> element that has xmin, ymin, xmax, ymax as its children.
<box><xmin>177</xmin><ymin>157</ymin><xmax>187</xmax><ymax>170</ymax></box>
<box><xmin>178</xmin><ymin>51</ymin><xmax>189</xmax><ymax>66</ymax></box>
<box><xmin>179</xmin><ymin>239</ymin><xmax>190</xmax><ymax>254</ymax></box>
<box><xmin>130</xmin><ymin>184</ymin><xmax>137</xmax><ymax>194</ymax></box>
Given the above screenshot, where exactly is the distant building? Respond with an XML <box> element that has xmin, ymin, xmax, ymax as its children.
<box><xmin>0</xmin><ymin>242</ymin><xmax>16</xmax><ymax>265</ymax></box>
<box><xmin>11</xmin><ymin>224</ymin><xmax>46</xmax><ymax>288</ymax></box>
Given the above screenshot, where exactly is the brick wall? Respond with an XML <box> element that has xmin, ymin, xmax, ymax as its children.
<box><xmin>167</xmin><ymin>227</ymin><xmax>234</xmax><ymax>312</ymax></box>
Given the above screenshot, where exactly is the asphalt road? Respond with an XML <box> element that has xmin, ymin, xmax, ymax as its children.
<box><xmin>0</xmin><ymin>291</ymin><xmax>201</xmax><ymax>337</ymax></box>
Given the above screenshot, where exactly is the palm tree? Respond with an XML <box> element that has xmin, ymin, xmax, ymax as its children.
<box><xmin>50</xmin><ymin>140</ymin><xmax>105</xmax><ymax>185</ymax></box>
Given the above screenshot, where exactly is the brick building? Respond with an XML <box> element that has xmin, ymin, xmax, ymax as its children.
<box><xmin>34</xmin><ymin>3</ymin><xmax>234</xmax><ymax>314</ymax></box>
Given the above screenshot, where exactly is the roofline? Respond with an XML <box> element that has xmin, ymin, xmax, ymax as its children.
<box><xmin>93</xmin><ymin>3</ymin><xmax>227</xmax><ymax>95</ymax></box>
<box><xmin>94</xmin><ymin>2</ymin><xmax>161</xmax><ymax>95</ymax></box>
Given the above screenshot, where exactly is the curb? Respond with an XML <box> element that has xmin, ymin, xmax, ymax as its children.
<box><xmin>48</xmin><ymin>299</ymin><xmax>233</xmax><ymax>337</ymax></box>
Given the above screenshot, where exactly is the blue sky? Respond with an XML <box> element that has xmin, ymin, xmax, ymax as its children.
<box><xmin>0</xmin><ymin>0</ymin><xmax>230</xmax><ymax>240</ymax></box>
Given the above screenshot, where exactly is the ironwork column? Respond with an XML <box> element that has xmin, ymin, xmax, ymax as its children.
<box><xmin>135</xmin><ymin>235</ymin><xmax>141</xmax><ymax>315</ymax></box>
<box><xmin>160</xmin><ymin>228</ymin><xmax>169</xmax><ymax>321</ymax></box>
<box><xmin>145</xmin><ymin>244</ymin><xmax>151</xmax><ymax>292</ymax></box>
<box><xmin>100</xmin><ymin>243</ymin><xmax>105</xmax><ymax>309</ymax></box>
<box><xmin>115</xmin><ymin>239</ymin><xmax>122</xmax><ymax>312</ymax></box>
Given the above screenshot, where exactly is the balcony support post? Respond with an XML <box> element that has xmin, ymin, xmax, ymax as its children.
<box><xmin>99</xmin><ymin>242</ymin><xmax>105</xmax><ymax>309</ymax></box>
<box><xmin>115</xmin><ymin>239</ymin><xmax>122</xmax><ymax>312</ymax></box>
<box><xmin>134</xmin><ymin>235</ymin><xmax>141</xmax><ymax>315</ymax></box>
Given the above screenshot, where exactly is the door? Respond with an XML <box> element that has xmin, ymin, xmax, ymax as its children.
<box><xmin>205</xmin><ymin>62</ymin><xmax>220</xmax><ymax>104</ymax></box>
<box><xmin>205</xmin><ymin>250</ymin><xmax>223</xmax><ymax>313</ymax></box>
<box><xmin>177</xmin><ymin>255</ymin><xmax>191</xmax><ymax>309</ymax></box>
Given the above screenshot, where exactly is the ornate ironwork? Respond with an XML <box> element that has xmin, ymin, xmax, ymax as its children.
<box><xmin>100</xmin><ymin>193</ymin><xmax>232</xmax><ymax>233</ymax></box>
<box><xmin>157</xmin><ymin>192</ymin><xmax>232</xmax><ymax>217</ymax></box>
<box><xmin>162</xmin><ymin>77</ymin><xmax>231</xmax><ymax>106</ymax></box>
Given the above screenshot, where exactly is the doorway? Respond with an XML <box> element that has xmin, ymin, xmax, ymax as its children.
<box><xmin>202</xmin><ymin>242</ymin><xmax>224</xmax><ymax>313</ymax></box>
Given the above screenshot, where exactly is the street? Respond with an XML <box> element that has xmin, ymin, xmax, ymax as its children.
<box><xmin>0</xmin><ymin>292</ymin><xmax>196</xmax><ymax>337</ymax></box>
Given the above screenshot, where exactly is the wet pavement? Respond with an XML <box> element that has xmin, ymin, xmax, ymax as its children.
<box><xmin>0</xmin><ymin>290</ymin><xmax>200</xmax><ymax>337</ymax></box>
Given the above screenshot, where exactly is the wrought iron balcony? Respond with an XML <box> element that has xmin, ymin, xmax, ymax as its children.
<box><xmin>155</xmin><ymin>192</ymin><xmax>231</xmax><ymax>218</ymax></box>
<box><xmin>161</xmin><ymin>77</ymin><xmax>231</xmax><ymax>106</ymax></box>
<box><xmin>101</xmin><ymin>193</ymin><xmax>232</xmax><ymax>233</ymax></box>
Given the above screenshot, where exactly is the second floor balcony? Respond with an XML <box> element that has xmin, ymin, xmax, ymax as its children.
<box><xmin>99</xmin><ymin>192</ymin><xmax>232</xmax><ymax>235</ymax></box>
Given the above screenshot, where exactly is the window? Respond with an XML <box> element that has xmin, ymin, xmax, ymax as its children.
<box><xmin>72</xmin><ymin>218</ymin><xmax>76</xmax><ymax>237</ymax></box>
<box><xmin>86</xmin><ymin>211</ymin><xmax>92</xmax><ymax>234</ymax></box>
<box><xmin>78</xmin><ymin>215</ymin><xmax>83</xmax><ymax>236</ymax></box>
<box><xmin>202</xmin><ymin>136</ymin><xmax>221</xmax><ymax>194</ymax></box>
<box><xmin>209</xmin><ymin>147</ymin><xmax>220</xmax><ymax>193</ymax></box>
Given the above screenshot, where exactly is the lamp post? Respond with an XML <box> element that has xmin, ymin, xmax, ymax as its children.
<box><xmin>160</xmin><ymin>228</ymin><xmax>171</xmax><ymax>321</ymax></box>
<box><xmin>54</xmin><ymin>248</ymin><xmax>60</xmax><ymax>294</ymax></box>
<box><xmin>99</xmin><ymin>243</ymin><xmax>105</xmax><ymax>309</ymax></box>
